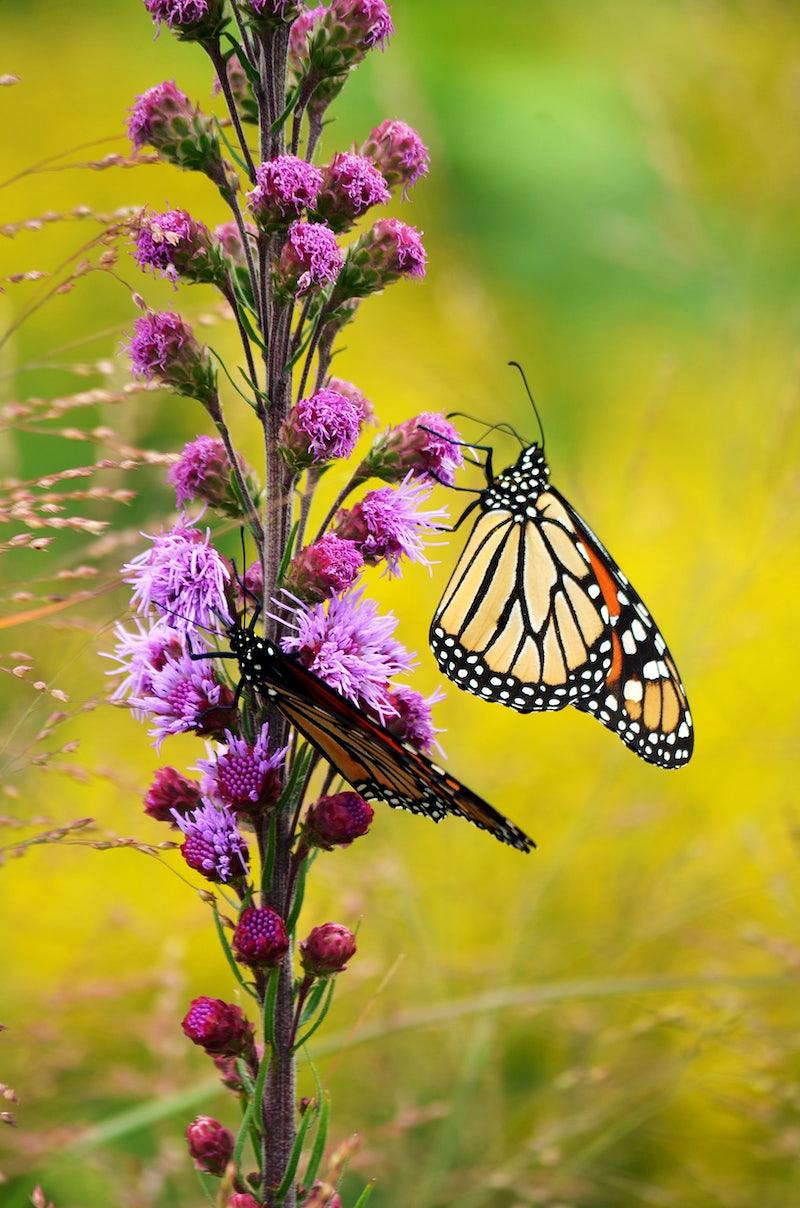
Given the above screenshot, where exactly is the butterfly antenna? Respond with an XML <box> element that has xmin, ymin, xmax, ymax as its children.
<box><xmin>154</xmin><ymin>602</ymin><xmax>221</xmax><ymax>637</ymax></box>
<box><xmin>238</xmin><ymin>526</ymin><xmax>248</xmax><ymax>625</ymax></box>
<box><xmin>508</xmin><ymin>361</ymin><xmax>546</xmax><ymax>451</ymax></box>
<box><xmin>446</xmin><ymin>412</ymin><xmax>526</xmax><ymax>449</ymax></box>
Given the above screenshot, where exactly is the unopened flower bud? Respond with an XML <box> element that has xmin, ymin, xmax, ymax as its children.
<box><xmin>215</xmin><ymin>219</ymin><xmax>257</xmax><ymax>264</ymax></box>
<box><xmin>128</xmin><ymin>310</ymin><xmax>218</xmax><ymax>408</ymax></box>
<box><xmin>272</xmin><ymin>221</ymin><xmax>343</xmax><ymax>303</ymax></box>
<box><xmin>360</xmin><ymin>118</ymin><xmax>430</xmax><ymax>195</ymax></box>
<box><xmin>144</xmin><ymin>0</ymin><xmax>227</xmax><ymax>42</ymax></box>
<box><xmin>314</xmin><ymin>153</ymin><xmax>389</xmax><ymax>233</ymax></box>
<box><xmin>134</xmin><ymin>208</ymin><xmax>226</xmax><ymax>287</ymax></box>
<box><xmin>233</xmin><ymin>906</ymin><xmax>289</xmax><ymax>968</ymax></box>
<box><xmin>246</xmin><ymin>0</ymin><xmax>301</xmax><ymax>28</ymax></box>
<box><xmin>278</xmin><ymin>387</ymin><xmax>361</xmax><ymax>472</ymax></box>
<box><xmin>182</xmin><ymin>996</ymin><xmax>255</xmax><ymax>1058</ymax></box>
<box><xmin>284</xmin><ymin>534</ymin><xmax>364</xmax><ymax>603</ymax></box>
<box><xmin>300</xmin><ymin>922</ymin><xmax>357</xmax><ymax>977</ymax></box>
<box><xmin>185</xmin><ymin>1115</ymin><xmax>234</xmax><ymax>1175</ymax></box>
<box><xmin>128</xmin><ymin>81</ymin><xmax>234</xmax><ymax>193</ymax></box>
<box><xmin>341</xmin><ymin>218</ymin><xmax>426</xmax><ymax>298</ymax></box>
<box><xmin>247</xmin><ymin>155</ymin><xmax>323</xmax><ymax>232</ymax></box>
<box><xmin>214</xmin><ymin>1053</ymin><xmax>247</xmax><ymax>1093</ymax></box>
<box><xmin>213</xmin><ymin>54</ymin><xmax>258</xmax><ymax>124</ymax></box>
<box><xmin>145</xmin><ymin>766</ymin><xmax>202</xmax><ymax>823</ymax></box>
<box><xmin>359</xmin><ymin>412</ymin><xmax>462</xmax><ymax>485</ymax></box>
<box><xmin>168</xmin><ymin>435</ymin><xmax>258</xmax><ymax>517</ymax></box>
<box><xmin>228</xmin><ymin>1196</ymin><xmax>262</xmax><ymax>1208</ymax></box>
<box><xmin>303</xmin><ymin>792</ymin><xmax>373</xmax><ymax>849</ymax></box>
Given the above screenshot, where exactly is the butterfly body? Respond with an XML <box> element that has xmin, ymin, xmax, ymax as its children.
<box><xmin>431</xmin><ymin>443</ymin><xmax>694</xmax><ymax>768</ymax></box>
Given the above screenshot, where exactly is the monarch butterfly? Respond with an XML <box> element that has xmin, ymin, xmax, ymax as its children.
<box><xmin>189</xmin><ymin>602</ymin><xmax>535</xmax><ymax>853</ymax></box>
<box><xmin>429</xmin><ymin>369</ymin><xmax>694</xmax><ymax>769</ymax></box>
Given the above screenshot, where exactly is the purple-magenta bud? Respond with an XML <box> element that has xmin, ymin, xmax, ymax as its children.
<box><xmin>228</xmin><ymin>1197</ymin><xmax>262</xmax><ymax>1208</ymax></box>
<box><xmin>215</xmin><ymin>219</ymin><xmax>258</xmax><ymax>265</ymax></box>
<box><xmin>325</xmin><ymin>0</ymin><xmax>393</xmax><ymax>55</ymax></box>
<box><xmin>145</xmin><ymin>766</ymin><xmax>202</xmax><ymax>823</ymax></box>
<box><xmin>212</xmin><ymin>54</ymin><xmax>258</xmax><ymax>125</ymax></box>
<box><xmin>300</xmin><ymin>922</ymin><xmax>357</xmax><ymax>977</ymax></box>
<box><xmin>185</xmin><ymin>1116</ymin><xmax>234</xmax><ymax>1176</ymax></box>
<box><xmin>128</xmin><ymin>82</ymin><xmax>233</xmax><ymax>192</ymax></box>
<box><xmin>359</xmin><ymin>412</ymin><xmax>463</xmax><ymax>485</ymax></box>
<box><xmin>288</xmin><ymin>5</ymin><xmax>326</xmax><ymax>80</ymax></box>
<box><xmin>182</xmin><ymin>997</ymin><xmax>255</xmax><ymax>1058</ymax></box>
<box><xmin>168</xmin><ymin>435</ymin><xmax>257</xmax><ymax>516</ymax></box>
<box><xmin>128</xmin><ymin>311</ymin><xmax>218</xmax><ymax>409</ymax></box>
<box><xmin>144</xmin><ymin>0</ymin><xmax>226</xmax><ymax>42</ymax></box>
<box><xmin>246</xmin><ymin>0</ymin><xmax>301</xmax><ymax>27</ymax></box>
<box><xmin>356</xmin><ymin>217</ymin><xmax>426</xmax><ymax>285</ymax></box>
<box><xmin>273</xmin><ymin>221</ymin><xmax>343</xmax><ymax>302</ymax></box>
<box><xmin>326</xmin><ymin>377</ymin><xmax>375</xmax><ymax>426</ymax></box>
<box><xmin>233</xmin><ymin>906</ymin><xmax>289</xmax><ymax>968</ymax></box>
<box><xmin>315</xmin><ymin>153</ymin><xmax>389</xmax><ymax>233</ymax></box>
<box><xmin>278</xmin><ymin>387</ymin><xmax>361</xmax><ymax>472</ymax></box>
<box><xmin>134</xmin><ymin>208</ymin><xmax>226</xmax><ymax>286</ymax></box>
<box><xmin>384</xmin><ymin>684</ymin><xmax>443</xmax><ymax>755</ymax></box>
<box><xmin>303</xmin><ymin>791</ymin><xmax>373</xmax><ymax>849</ymax></box>
<box><xmin>284</xmin><ymin>534</ymin><xmax>364</xmax><ymax>603</ymax></box>
<box><xmin>247</xmin><ymin>155</ymin><xmax>323</xmax><ymax>232</ymax></box>
<box><xmin>361</xmin><ymin>119</ymin><xmax>430</xmax><ymax>195</ymax></box>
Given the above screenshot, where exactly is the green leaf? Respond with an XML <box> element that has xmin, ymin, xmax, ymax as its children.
<box><xmin>275</xmin><ymin>1098</ymin><xmax>316</xmax><ymax>1203</ymax></box>
<box><xmin>222</xmin><ymin>33</ymin><xmax>261</xmax><ymax>89</ymax></box>
<box><xmin>261</xmin><ymin>811</ymin><xmax>278</xmax><ymax>897</ymax></box>
<box><xmin>302</xmin><ymin>1091</ymin><xmax>329</xmax><ymax>1191</ymax></box>
<box><xmin>295</xmin><ymin>978</ymin><xmax>336</xmax><ymax>1051</ymax></box>
<box><xmin>352</xmin><ymin>1185</ymin><xmax>375</xmax><ymax>1208</ymax></box>
<box><xmin>233</xmin><ymin>1096</ymin><xmax>255</xmax><ymax>1170</ymax></box>
<box><xmin>216</xmin><ymin>117</ymin><xmax>250</xmax><ymax>176</ymax></box>
<box><xmin>263</xmin><ymin>965</ymin><xmax>281</xmax><ymax>1056</ymax></box>
<box><xmin>194</xmin><ymin>1170</ymin><xmax>217</xmax><ymax>1208</ymax></box>
<box><xmin>209</xmin><ymin>346</ymin><xmax>259</xmax><ymax>408</ymax></box>
<box><xmin>277</xmin><ymin>520</ymin><xmax>300</xmax><ymax>586</ymax></box>
<box><xmin>287</xmin><ymin>853</ymin><xmax>309</xmax><ymax>934</ymax></box>
<box><xmin>270</xmin><ymin>81</ymin><xmax>303</xmax><ymax>134</ymax></box>
<box><xmin>212</xmin><ymin>901</ymin><xmax>258</xmax><ymax>1000</ymax></box>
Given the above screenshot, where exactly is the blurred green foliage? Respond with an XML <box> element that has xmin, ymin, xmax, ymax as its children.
<box><xmin>1</xmin><ymin>1</ymin><xmax>800</xmax><ymax>1205</ymax></box>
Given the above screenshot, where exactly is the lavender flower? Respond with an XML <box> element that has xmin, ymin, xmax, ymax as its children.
<box><xmin>361</xmin><ymin>118</ymin><xmax>430</xmax><ymax>195</ymax></box>
<box><xmin>335</xmin><ymin>476</ymin><xmax>448</xmax><ymax>576</ymax></box>
<box><xmin>128</xmin><ymin>82</ymin><xmax>231</xmax><ymax>190</ymax></box>
<box><xmin>145</xmin><ymin>766</ymin><xmax>203</xmax><ymax>823</ymax></box>
<box><xmin>247</xmin><ymin>0</ymin><xmax>301</xmax><ymax>23</ymax></box>
<box><xmin>277</xmin><ymin>588</ymin><xmax>414</xmax><ymax>721</ymax></box>
<box><xmin>130</xmin><ymin>650</ymin><xmax>234</xmax><ymax>748</ymax></box>
<box><xmin>326</xmin><ymin>376</ymin><xmax>375</xmax><ymax>426</ymax></box>
<box><xmin>144</xmin><ymin>0</ymin><xmax>225</xmax><ymax>41</ymax></box>
<box><xmin>123</xmin><ymin>520</ymin><xmax>232</xmax><ymax>636</ymax></box>
<box><xmin>278</xmin><ymin>387</ymin><xmax>362</xmax><ymax>471</ymax></box>
<box><xmin>273</xmin><ymin>220</ymin><xmax>343</xmax><ymax>301</ymax></box>
<box><xmin>288</xmin><ymin>5</ymin><xmax>326</xmax><ymax>80</ymax></box>
<box><xmin>360</xmin><ymin>412</ymin><xmax>463</xmax><ymax>485</ymax></box>
<box><xmin>175</xmin><ymin>798</ymin><xmax>250</xmax><ymax>882</ymax></box>
<box><xmin>198</xmin><ymin>724</ymin><xmax>287</xmax><ymax>812</ymax></box>
<box><xmin>103</xmin><ymin>618</ymin><xmax>184</xmax><ymax>717</ymax></box>
<box><xmin>337</xmin><ymin>217</ymin><xmax>426</xmax><ymax>302</ymax></box>
<box><xmin>247</xmin><ymin>155</ymin><xmax>323</xmax><ymax>231</ymax></box>
<box><xmin>315</xmin><ymin>152</ymin><xmax>389</xmax><ymax>232</ymax></box>
<box><xmin>284</xmin><ymin>533</ymin><xmax>364</xmax><ymax>603</ymax></box>
<box><xmin>134</xmin><ymin>208</ymin><xmax>225</xmax><ymax>286</ymax></box>
<box><xmin>127</xmin><ymin>310</ymin><xmax>218</xmax><ymax>408</ymax></box>
<box><xmin>384</xmin><ymin>684</ymin><xmax>445</xmax><ymax>755</ymax></box>
<box><xmin>168</xmin><ymin>435</ymin><xmax>256</xmax><ymax>516</ymax></box>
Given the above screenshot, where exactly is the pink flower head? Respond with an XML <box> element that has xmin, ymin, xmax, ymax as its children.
<box><xmin>198</xmin><ymin>724</ymin><xmax>287</xmax><ymax>812</ymax></box>
<box><xmin>182</xmin><ymin>996</ymin><xmax>254</xmax><ymax>1058</ymax></box>
<box><xmin>174</xmin><ymin>798</ymin><xmax>250</xmax><ymax>882</ymax></box>
<box><xmin>384</xmin><ymin>683</ymin><xmax>445</xmax><ymax>755</ymax></box>
<box><xmin>123</xmin><ymin>521</ymin><xmax>232</xmax><ymax>636</ymax></box>
<box><xmin>288</xmin><ymin>5</ymin><xmax>326</xmax><ymax>78</ymax></box>
<box><xmin>300</xmin><ymin>922</ymin><xmax>357</xmax><ymax>977</ymax></box>
<box><xmin>274</xmin><ymin>220</ymin><xmax>343</xmax><ymax>300</ymax></box>
<box><xmin>128</xmin><ymin>80</ymin><xmax>192</xmax><ymax>150</ymax></box>
<box><xmin>103</xmin><ymin>618</ymin><xmax>184</xmax><ymax>718</ymax></box>
<box><xmin>328</xmin><ymin>0</ymin><xmax>393</xmax><ymax>50</ymax></box>
<box><xmin>284</xmin><ymin>533</ymin><xmax>364</xmax><ymax>603</ymax></box>
<box><xmin>361</xmin><ymin>118</ymin><xmax>430</xmax><ymax>195</ymax></box>
<box><xmin>215</xmin><ymin>219</ymin><xmax>257</xmax><ymax>262</ymax></box>
<box><xmin>316</xmin><ymin>152</ymin><xmax>389</xmax><ymax>232</ymax></box>
<box><xmin>130</xmin><ymin>649</ymin><xmax>234</xmax><ymax>749</ymax></box>
<box><xmin>326</xmin><ymin>376</ymin><xmax>375</xmax><ymax>426</ymax></box>
<box><xmin>249</xmin><ymin>0</ymin><xmax>301</xmax><ymax>19</ymax></box>
<box><xmin>362</xmin><ymin>412</ymin><xmax>463</xmax><ymax>485</ymax></box>
<box><xmin>365</xmin><ymin>217</ymin><xmax>426</xmax><ymax>281</ymax></box>
<box><xmin>168</xmin><ymin>436</ymin><xmax>229</xmax><ymax>509</ymax></box>
<box><xmin>134</xmin><ymin>208</ymin><xmax>224</xmax><ymax>285</ymax></box>
<box><xmin>145</xmin><ymin>766</ymin><xmax>203</xmax><ymax>823</ymax></box>
<box><xmin>276</xmin><ymin>588</ymin><xmax>414</xmax><ymax>722</ymax></box>
<box><xmin>144</xmin><ymin>0</ymin><xmax>225</xmax><ymax>38</ymax></box>
<box><xmin>127</xmin><ymin>310</ymin><xmax>217</xmax><ymax>406</ymax></box>
<box><xmin>303</xmin><ymin>791</ymin><xmax>373</xmax><ymax>849</ymax></box>
<box><xmin>233</xmin><ymin>905</ymin><xmax>289</xmax><ymax>968</ymax></box>
<box><xmin>279</xmin><ymin>387</ymin><xmax>362</xmax><ymax>470</ymax></box>
<box><xmin>247</xmin><ymin>155</ymin><xmax>323</xmax><ymax>230</ymax></box>
<box><xmin>128</xmin><ymin>81</ymin><xmax>230</xmax><ymax>188</ymax></box>
<box><xmin>335</xmin><ymin>475</ymin><xmax>448</xmax><ymax>576</ymax></box>
<box><xmin>186</xmin><ymin>1116</ymin><xmax>234</xmax><ymax>1176</ymax></box>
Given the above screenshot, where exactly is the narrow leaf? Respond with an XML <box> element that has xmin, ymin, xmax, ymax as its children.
<box><xmin>277</xmin><ymin>520</ymin><xmax>300</xmax><ymax>586</ymax></box>
<box><xmin>212</xmin><ymin>903</ymin><xmax>258</xmax><ymax>1000</ymax></box>
<box><xmin>275</xmin><ymin>1101</ymin><xmax>316</xmax><ymax>1202</ymax></box>
<box><xmin>352</xmin><ymin>1185</ymin><xmax>375</xmax><ymax>1208</ymax></box>
<box><xmin>302</xmin><ymin>1092</ymin><xmax>329</xmax><ymax>1191</ymax></box>
<box><xmin>295</xmin><ymin>978</ymin><xmax>336</xmax><ymax>1051</ymax></box>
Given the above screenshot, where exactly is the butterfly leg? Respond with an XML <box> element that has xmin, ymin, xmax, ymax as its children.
<box><xmin>248</xmin><ymin>602</ymin><xmax>263</xmax><ymax>632</ymax></box>
<box><xmin>417</xmin><ymin>427</ymin><xmax>495</xmax><ymax>485</ymax></box>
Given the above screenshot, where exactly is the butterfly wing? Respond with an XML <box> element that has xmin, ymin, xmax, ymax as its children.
<box><xmin>261</xmin><ymin>651</ymin><xmax>535</xmax><ymax>852</ymax></box>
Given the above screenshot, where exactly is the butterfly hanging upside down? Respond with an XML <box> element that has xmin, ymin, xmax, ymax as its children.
<box><xmin>188</xmin><ymin>599</ymin><xmax>535</xmax><ymax>854</ymax></box>
<box><xmin>429</xmin><ymin>380</ymin><xmax>694</xmax><ymax>769</ymax></box>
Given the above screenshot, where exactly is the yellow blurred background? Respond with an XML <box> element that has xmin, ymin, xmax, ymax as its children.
<box><xmin>2</xmin><ymin>1</ymin><xmax>800</xmax><ymax>1204</ymax></box>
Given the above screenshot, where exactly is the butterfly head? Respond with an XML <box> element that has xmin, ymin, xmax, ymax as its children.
<box><xmin>483</xmin><ymin>443</ymin><xmax>550</xmax><ymax>516</ymax></box>
<box><xmin>226</xmin><ymin>622</ymin><xmax>278</xmax><ymax>687</ymax></box>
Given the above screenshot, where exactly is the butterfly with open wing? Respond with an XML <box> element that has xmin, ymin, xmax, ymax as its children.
<box><xmin>187</xmin><ymin>592</ymin><xmax>535</xmax><ymax>854</ymax></box>
<box><xmin>429</xmin><ymin>367</ymin><xmax>694</xmax><ymax>769</ymax></box>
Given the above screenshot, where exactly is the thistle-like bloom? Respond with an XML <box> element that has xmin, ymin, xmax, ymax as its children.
<box><xmin>185</xmin><ymin>1116</ymin><xmax>234</xmax><ymax>1176</ymax></box>
<box><xmin>326</xmin><ymin>0</ymin><xmax>393</xmax><ymax>51</ymax></box>
<box><xmin>326</xmin><ymin>376</ymin><xmax>375</xmax><ymax>427</ymax></box>
<box><xmin>198</xmin><ymin>725</ymin><xmax>287</xmax><ymax>812</ymax></box>
<box><xmin>128</xmin><ymin>82</ymin><xmax>231</xmax><ymax>190</ymax></box>
<box><xmin>174</xmin><ymin>798</ymin><xmax>250</xmax><ymax>882</ymax></box>
<box><xmin>303</xmin><ymin>791</ymin><xmax>373</xmax><ymax>849</ymax></box>
<box><xmin>233</xmin><ymin>906</ymin><xmax>290</xmax><ymax>968</ymax></box>
<box><xmin>335</xmin><ymin>476</ymin><xmax>448</xmax><ymax>576</ymax></box>
<box><xmin>168</xmin><ymin>435</ymin><xmax>256</xmax><ymax>517</ymax></box>
<box><xmin>360</xmin><ymin>412</ymin><xmax>463</xmax><ymax>485</ymax></box>
<box><xmin>384</xmin><ymin>684</ymin><xmax>445</xmax><ymax>755</ymax></box>
<box><xmin>144</xmin><ymin>0</ymin><xmax>225</xmax><ymax>40</ymax></box>
<box><xmin>134</xmin><ymin>208</ymin><xmax>225</xmax><ymax>286</ymax></box>
<box><xmin>247</xmin><ymin>155</ymin><xmax>323</xmax><ymax>231</ymax></box>
<box><xmin>127</xmin><ymin>310</ymin><xmax>218</xmax><ymax>407</ymax></box>
<box><xmin>123</xmin><ymin>521</ymin><xmax>232</xmax><ymax>636</ymax></box>
<box><xmin>300</xmin><ymin>922</ymin><xmax>357</xmax><ymax>977</ymax></box>
<box><xmin>145</xmin><ymin>765</ymin><xmax>203</xmax><ymax>822</ymax></box>
<box><xmin>284</xmin><ymin>533</ymin><xmax>364</xmax><ymax>603</ymax></box>
<box><xmin>248</xmin><ymin>0</ymin><xmax>301</xmax><ymax>21</ymax></box>
<box><xmin>361</xmin><ymin>217</ymin><xmax>426</xmax><ymax>282</ymax></box>
<box><xmin>361</xmin><ymin>118</ymin><xmax>430</xmax><ymax>195</ymax></box>
<box><xmin>315</xmin><ymin>152</ymin><xmax>389</xmax><ymax>232</ymax></box>
<box><xmin>277</xmin><ymin>589</ymin><xmax>414</xmax><ymax>721</ymax></box>
<box><xmin>279</xmin><ymin>387</ymin><xmax>362</xmax><ymax>471</ymax></box>
<box><xmin>273</xmin><ymin>220</ymin><xmax>343</xmax><ymax>301</ymax></box>
<box><xmin>130</xmin><ymin>650</ymin><xmax>234</xmax><ymax>748</ymax></box>
<box><xmin>182</xmin><ymin>996</ymin><xmax>255</xmax><ymax>1058</ymax></box>
<box><xmin>103</xmin><ymin>618</ymin><xmax>184</xmax><ymax>717</ymax></box>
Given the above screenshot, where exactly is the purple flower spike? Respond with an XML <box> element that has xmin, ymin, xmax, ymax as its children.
<box><xmin>360</xmin><ymin>411</ymin><xmax>463</xmax><ymax>485</ymax></box>
<box><xmin>130</xmin><ymin>650</ymin><xmax>234</xmax><ymax>749</ymax></box>
<box><xmin>175</xmin><ymin>798</ymin><xmax>250</xmax><ymax>883</ymax></box>
<box><xmin>284</xmin><ymin>533</ymin><xmax>364</xmax><ymax>603</ymax></box>
<box><xmin>123</xmin><ymin>520</ymin><xmax>232</xmax><ymax>636</ymax></box>
<box><xmin>103</xmin><ymin>618</ymin><xmax>184</xmax><ymax>717</ymax></box>
<box><xmin>277</xmin><ymin>588</ymin><xmax>414</xmax><ymax>721</ymax></box>
<box><xmin>335</xmin><ymin>476</ymin><xmax>448</xmax><ymax>576</ymax></box>
<box><xmin>199</xmin><ymin>724</ymin><xmax>287</xmax><ymax>812</ymax></box>
<box><xmin>384</xmin><ymin>684</ymin><xmax>445</xmax><ymax>755</ymax></box>
<box><xmin>127</xmin><ymin>310</ymin><xmax>218</xmax><ymax>407</ymax></box>
<box><xmin>273</xmin><ymin>220</ymin><xmax>343</xmax><ymax>301</ymax></box>
<box><xmin>247</xmin><ymin>155</ymin><xmax>323</xmax><ymax>231</ymax></box>
<box><xmin>279</xmin><ymin>387</ymin><xmax>362</xmax><ymax>471</ymax></box>
<box><xmin>315</xmin><ymin>153</ymin><xmax>389</xmax><ymax>232</ymax></box>
<box><xmin>361</xmin><ymin>119</ymin><xmax>430</xmax><ymax>195</ymax></box>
